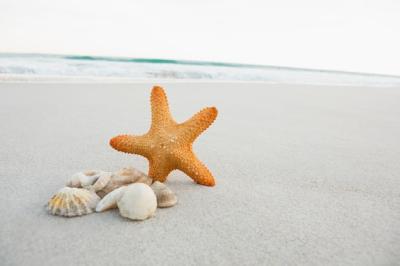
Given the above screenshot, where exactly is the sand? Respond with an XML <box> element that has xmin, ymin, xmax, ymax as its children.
<box><xmin>0</xmin><ymin>81</ymin><xmax>399</xmax><ymax>265</ymax></box>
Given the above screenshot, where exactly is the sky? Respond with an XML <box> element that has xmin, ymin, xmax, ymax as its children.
<box><xmin>0</xmin><ymin>0</ymin><xmax>399</xmax><ymax>76</ymax></box>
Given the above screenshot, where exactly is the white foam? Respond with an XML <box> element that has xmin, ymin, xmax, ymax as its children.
<box><xmin>1</xmin><ymin>54</ymin><xmax>400</xmax><ymax>87</ymax></box>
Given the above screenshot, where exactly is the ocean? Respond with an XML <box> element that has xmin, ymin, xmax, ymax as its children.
<box><xmin>1</xmin><ymin>53</ymin><xmax>400</xmax><ymax>86</ymax></box>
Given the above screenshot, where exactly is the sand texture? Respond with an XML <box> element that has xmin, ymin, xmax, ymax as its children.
<box><xmin>0</xmin><ymin>82</ymin><xmax>399</xmax><ymax>265</ymax></box>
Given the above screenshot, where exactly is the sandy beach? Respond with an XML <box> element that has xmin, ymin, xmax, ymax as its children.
<box><xmin>0</xmin><ymin>81</ymin><xmax>399</xmax><ymax>265</ymax></box>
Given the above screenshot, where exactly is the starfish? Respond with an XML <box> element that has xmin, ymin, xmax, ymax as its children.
<box><xmin>110</xmin><ymin>86</ymin><xmax>218</xmax><ymax>186</ymax></box>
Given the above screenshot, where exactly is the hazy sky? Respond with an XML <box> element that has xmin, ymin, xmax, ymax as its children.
<box><xmin>1</xmin><ymin>0</ymin><xmax>399</xmax><ymax>75</ymax></box>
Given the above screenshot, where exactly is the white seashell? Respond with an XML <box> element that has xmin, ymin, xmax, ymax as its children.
<box><xmin>66</xmin><ymin>170</ymin><xmax>111</xmax><ymax>189</ymax></box>
<box><xmin>96</xmin><ymin>167</ymin><xmax>153</xmax><ymax>198</ymax></box>
<box><xmin>117</xmin><ymin>183</ymin><xmax>157</xmax><ymax>221</ymax></box>
<box><xmin>87</xmin><ymin>172</ymin><xmax>112</xmax><ymax>192</ymax></box>
<box><xmin>47</xmin><ymin>187</ymin><xmax>100</xmax><ymax>217</ymax></box>
<box><xmin>151</xmin><ymin>181</ymin><xmax>177</xmax><ymax>208</ymax></box>
<box><xmin>66</xmin><ymin>171</ymin><xmax>97</xmax><ymax>188</ymax></box>
<box><xmin>96</xmin><ymin>186</ymin><xmax>127</xmax><ymax>212</ymax></box>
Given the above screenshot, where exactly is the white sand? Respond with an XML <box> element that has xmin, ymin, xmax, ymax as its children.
<box><xmin>0</xmin><ymin>82</ymin><xmax>399</xmax><ymax>265</ymax></box>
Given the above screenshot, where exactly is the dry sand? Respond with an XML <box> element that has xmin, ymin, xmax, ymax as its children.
<box><xmin>0</xmin><ymin>82</ymin><xmax>399</xmax><ymax>265</ymax></box>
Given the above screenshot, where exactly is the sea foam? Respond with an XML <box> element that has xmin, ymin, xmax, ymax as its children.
<box><xmin>0</xmin><ymin>53</ymin><xmax>399</xmax><ymax>86</ymax></box>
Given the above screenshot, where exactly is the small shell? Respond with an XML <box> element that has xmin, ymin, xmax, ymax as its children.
<box><xmin>151</xmin><ymin>181</ymin><xmax>177</xmax><ymax>208</ymax></box>
<box><xmin>96</xmin><ymin>167</ymin><xmax>152</xmax><ymax>198</ymax></box>
<box><xmin>96</xmin><ymin>186</ymin><xmax>127</xmax><ymax>212</ymax></box>
<box><xmin>117</xmin><ymin>183</ymin><xmax>157</xmax><ymax>221</ymax></box>
<box><xmin>47</xmin><ymin>187</ymin><xmax>100</xmax><ymax>217</ymax></box>
<box><xmin>66</xmin><ymin>170</ymin><xmax>111</xmax><ymax>189</ymax></box>
<box><xmin>87</xmin><ymin>172</ymin><xmax>112</xmax><ymax>192</ymax></box>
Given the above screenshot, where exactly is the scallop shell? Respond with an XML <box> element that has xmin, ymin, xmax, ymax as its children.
<box><xmin>96</xmin><ymin>186</ymin><xmax>127</xmax><ymax>212</ymax></box>
<box><xmin>66</xmin><ymin>170</ymin><xmax>111</xmax><ymax>189</ymax></box>
<box><xmin>47</xmin><ymin>187</ymin><xmax>100</xmax><ymax>217</ymax></box>
<box><xmin>151</xmin><ymin>181</ymin><xmax>177</xmax><ymax>208</ymax></box>
<box><xmin>96</xmin><ymin>167</ymin><xmax>152</xmax><ymax>198</ymax></box>
<box><xmin>117</xmin><ymin>183</ymin><xmax>157</xmax><ymax>221</ymax></box>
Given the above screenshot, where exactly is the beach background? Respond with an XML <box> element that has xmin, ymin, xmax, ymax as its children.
<box><xmin>1</xmin><ymin>0</ymin><xmax>400</xmax><ymax>265</ymax></box>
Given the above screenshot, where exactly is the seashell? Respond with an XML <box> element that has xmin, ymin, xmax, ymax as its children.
<box><xmin>96</xmin><ymin>167</ymin><xmax>152</xmax><ymax>198</ymax></box>
<box><xmin>150</xmin><ymin>181</ymin><xmax>177</xmax><ymax>208</ymax></box>
<box><xmin>66</xmin><ymin>170</ymin><xmax>111</xmax><ymax>189</ymax></box>
<box><xmin>117</xmin><ymin>183</ymin><xmax>157</xmax><ymax>221</ymax></box>
<box><xmin>87</xmin><ymin>172</ymin><xmax>112</xmax><ymax>192</ymax></box>
<box><xmin>96</xmin><ymin>186</ymin><xmax>127</xmax><ymax>212</ymax></box>
<box><xmin>47</xmin><ymin>187</ymin><xmax>100</xmax><ymax>217</ymax></box>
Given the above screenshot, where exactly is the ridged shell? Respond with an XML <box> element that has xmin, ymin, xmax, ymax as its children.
<box><xmin>96</xmin><ymin>167</ymin><xmax>152</xmax><ymax>198</ymax></box>
<box><xmin>47</xmin><ymin>187</ymin><xmax>100</xmax><ymax>217</ymax></box>
<box><xmin>151</xmin><ymin>181</ymin><xmax>177</xmax><ymax>208</ymax></box>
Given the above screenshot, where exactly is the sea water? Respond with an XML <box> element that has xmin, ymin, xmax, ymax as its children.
<box><xmin>0</xmin><ymin>53</ymin><xmax>399</xmax><ymax>86</ymax></box>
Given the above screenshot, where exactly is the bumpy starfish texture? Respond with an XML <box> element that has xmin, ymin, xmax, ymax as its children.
<box><xmin>110</xmin><ymin>86</ymin><xmax>218</xmax><ymax>186</ymax></box>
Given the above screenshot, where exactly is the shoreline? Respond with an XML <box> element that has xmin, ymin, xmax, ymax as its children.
<box><xmin>3</xmin><ymin>52</ymin><xmax>400</xmax><ymax>78</ymax></box>
<box><xmin>1</xmin><ymin>74</ymin><xmax>400</xmax><ymax>88</ymax></box>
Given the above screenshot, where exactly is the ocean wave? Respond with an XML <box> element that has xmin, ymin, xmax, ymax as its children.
<box><xmin>0</xmin><ymin>53</ymin><xmax>399</xmax><ymax>86</ymax></box>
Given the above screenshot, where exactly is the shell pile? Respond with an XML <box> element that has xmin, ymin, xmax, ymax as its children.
<box><xmin>47</xmin><ymin>187</ymin><xmax>100</xmax><ymax>217</ymax></box>
<box><xmin>47</xmin><ymin>167</ymin><xmax>178</xmax><ymax>221</ymax></box>
<box><xmin>96</xmin><ymin>167</ymin><xmax>152</xmax><ymax>198</ymax></box>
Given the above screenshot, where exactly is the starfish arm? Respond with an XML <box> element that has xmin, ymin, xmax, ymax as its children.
<box><xmin>174</xmin><ymin>150</ymin><xmax>216</xmax><ymax>186</ymax></box>
<box><xmin>179</xmin><ymin>107</ymin><xmax>218</xmax><ymax>142</ymax></box>
<box><xmin>109</xmin><ymin>134</ymin><xmax>149</xmax><ymax>157</ymax></box>
<box><xmin>150</xmin><ymin>86</ymin><xmax>174</xmax><ymax>131</ymax></box>
<box><xmin>148</xmin><ymin>159</ymin><xmax>173</xmax><ymax>183</ymax></box>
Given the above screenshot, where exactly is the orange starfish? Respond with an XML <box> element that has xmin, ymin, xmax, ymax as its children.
<box><xmin>110</xmin><ymin>86</ymin><xmax>218</xmax><ymax>186</ymax></box>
